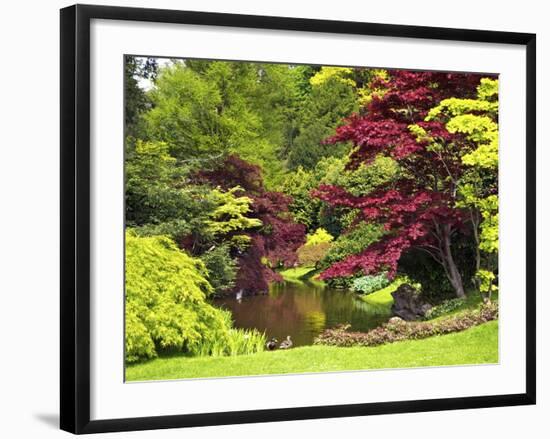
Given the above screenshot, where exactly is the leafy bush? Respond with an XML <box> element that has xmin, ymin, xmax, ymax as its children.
<box><xmin>305</xmin><ymin>228</ymin><xmax>333</xmax><ymax>246</ymax></box>
<box><xmin>424</xmin><ymin>298</ymin><xmax>466</xmax><ymax>320</ymax></box>
<box><xmin>125</xmin><ymin>231</ymin><xmax>265</xmax><ymax>362</ymax></box>
<box><xmin>199</xmin><ymin>244</ymin><xmax>238</xmax><ymax>295</ymax></box>
<box><xmin>476</xmin><ymin>269</ymin><xmax>498</xmax><ymax>294</ymax></box>
<box><xmin>297</xmin><ymin>242</ymin><xmax>332</xmax><ymax>267</ymax></box>
<box><xmin>319</xmin><ymin>222</ymin><xmax>383</xmax><ymax>288</ymax></box>
<box><xmin>314</xmin><ymin>302</ymin><xmax>498</xmax><ymax>347</ymax></box>
<box><xmin>351</xmin><ymin>273</ymin><xmax>390</xmax><ymax>295</ymax></box>
<box><xmin>196</xmin><ymin>323</ymin><xmax>267</xmax><ymax>357</ymax></box>
<box><xmin>398</xmin><ymin>250</ymin><xmax>454</xmax><ymax>302</ymax></box>
<box><xmin>281</xmin><ymin>167</ymin><xmax>321</xmax><ymax>229</ymax></box>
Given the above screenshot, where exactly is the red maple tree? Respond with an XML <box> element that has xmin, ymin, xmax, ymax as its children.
<box><xmin>197</xmin><ymin>154</ymin><xmax>305</xmax><ymax>294</ymax></box>
<box><xmin>313</xmin><ymin>71</ymin><xmax>489</xmax><ymax>298</ymax></box>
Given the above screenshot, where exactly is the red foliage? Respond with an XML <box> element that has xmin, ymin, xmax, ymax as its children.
<box><xmin>198</xmin><ymin>155</ymin><xmax>305</xmax><ymax>294</ymax></box>
<box><xmin>196</xmin><ymin>154</ymin><xmax>264</xmax><ymax>193</ymax></box>
<box><xmin>315</xmin><ymin>71</ymin><xmax>489</xmax><ymax>283</ymax></box>
<box><xmin>250</xmin><ymin>191</ymin><xmax>305</xmax><ymax>268</ymax></box>
<box><xmin>234</xmin><ymin>235</ymin><xmax>283</xmax><ymax>294</ymax></box>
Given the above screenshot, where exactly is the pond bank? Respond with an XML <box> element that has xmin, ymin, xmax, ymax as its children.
<box><xmin>126</xmin><ymin>320</ymin><xmax>498</xmax><ymax>381</ymax></box>
<box><xmin>215</xmin><ymin>278</ymin><xmax>389</xmax><ymax>346</ymax></box>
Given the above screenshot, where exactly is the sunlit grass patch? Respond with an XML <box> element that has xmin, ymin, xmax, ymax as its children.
<box><xmin>126</xmin><ymin>320</ymin><xmax>498</xmax><ymax>381</ymax></box>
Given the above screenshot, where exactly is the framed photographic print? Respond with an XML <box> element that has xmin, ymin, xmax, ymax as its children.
<box><xmin>60</xmin><ymin>4</ymin><xmax>536</xmax><ymax>434</ymax></box>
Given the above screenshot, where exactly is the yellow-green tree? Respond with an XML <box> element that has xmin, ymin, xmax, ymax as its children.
<box><xmin>426</xmin><ymin>78</ymin><xmax>499</xmax><ymax>298</ymax></box>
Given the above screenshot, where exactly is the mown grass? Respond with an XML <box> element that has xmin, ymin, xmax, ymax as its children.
<box><xmin>428</xmin><ymin>291</ymin><xmax>498</xmax><ymax>321</ymax></box>
<box><xmin>279</xmin><ymin>266</ymin><xmax>318</xmax><ymax>281</ymax></box>
<box><xmin>126</xmin><ymin>320</ymin><xmax>498</xmax><ymax>381</ymax></box>
<box><xmin>358</xmin><ymin>278</ymin><xmax>406</xmax><ymax>313</ymax></box>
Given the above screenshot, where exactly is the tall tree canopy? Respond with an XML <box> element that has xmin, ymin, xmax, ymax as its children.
<box><xmin>314</xmin><ymin>71</ymin><xmax>495</xmax><ymax>298</ymax></box>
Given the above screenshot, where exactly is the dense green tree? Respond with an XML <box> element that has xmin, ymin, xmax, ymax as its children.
<box><xmin>199</xmin><ymin>244</ymin><xmax>238</xmax><ymax>296</ymax></box>
<box><xmin>143</xmin><ymin>61</ymin><xmax>306</xmax><ymax>188</ymax></box>
<box><xmin>124</xmin><ymin>56</ymin><xmax>157</xmax><ymax>137</ymax></box>
<box><xmin>143</xmin><ymin>63</ymin><xmax>231</xmax><ymax>160</ymax></box>
<box><xmin>288</xmin><ymin>75</ymin><xmax>358</xmax><ymax>170</ymax></box>
<box><xmin>426</xmin><ymin>78</ymin><xmax>499</xmax><ymax>297</ymax></box>
<box><xmin>125</xmin><ymin>139</ymin><xmax>216</xmax><ymax>245</ymax></box>
<box><xmin>319</xmin><ymin>222</ymin><xmax>383</xmax><ymax>288</ymax></box>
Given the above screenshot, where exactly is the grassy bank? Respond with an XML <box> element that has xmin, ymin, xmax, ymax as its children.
<box><xmin>126</xmin><ymin>320</ymin><xmax>498</xmax><ymax>381</ymax></box>
<box><xmin>358</xmin><ymin>280</ymin><xmax>496</xmax><ymax>318</ymax></box>
<box><xmin>279</xmin><ymin>266</ymin><xmax>318</xmax><ymax>281</ymax></box>
<box><xmin>359</xmin><ymin>278</ymin><xmax>406</xmax><ymax>310</ymax></box>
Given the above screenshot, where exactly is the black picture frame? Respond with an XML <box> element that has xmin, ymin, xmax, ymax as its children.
<box><xmin>60</xmin><ymin>4</ymin><xmax>536</xmax><ymax>434</ymax></box>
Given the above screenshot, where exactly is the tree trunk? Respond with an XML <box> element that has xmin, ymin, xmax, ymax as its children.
<box><xmin>470</xmin><ymin>208</ymin><xmax>481</xmax><ymax>291</ymax></box>
<box><xmin>441</xmin><ymin>225</ymin><xmax>466</xmax><ymax>298</ymax></box>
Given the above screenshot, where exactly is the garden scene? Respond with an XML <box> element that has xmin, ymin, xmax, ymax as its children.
<box><xmin>124</xmin><ymin>57</ymin><xmax>499</xmax><ymax>381</ymax></box>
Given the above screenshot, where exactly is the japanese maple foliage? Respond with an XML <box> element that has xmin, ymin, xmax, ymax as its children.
<box><xmin>198</xmin><ymin>155</ymin><xmax>305</xmax><ymax>294</ymax></box>
<box><xmin>314</xmin><ymin>71</ymin><xmax>490</xmax><ymax>298</ymax></box>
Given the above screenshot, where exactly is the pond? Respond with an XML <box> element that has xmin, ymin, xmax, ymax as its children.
<box><xmin>215</xmin><ymin>280</ymin><xmax>390</xmax><ymax>347</ymax></box>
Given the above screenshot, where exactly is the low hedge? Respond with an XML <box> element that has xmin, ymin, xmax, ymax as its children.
<box><xmin>314</xmin><ymin>302</ymin><xmax>498</xmax><ymax>347</ymax></box>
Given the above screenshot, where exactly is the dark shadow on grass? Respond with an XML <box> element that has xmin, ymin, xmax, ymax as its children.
<box><xmin>34</xmin><ymin>413</ymin><xmax>58</xmax><ymax>430</ymax></box>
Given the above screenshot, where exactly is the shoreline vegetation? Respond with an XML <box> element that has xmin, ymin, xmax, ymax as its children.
<box><xmin>124</xmin><ymin>58</ymin><xmax>500</xmax><ymax>379</ymax></box>
<box><xmin>126</xmin><ymin>278</ymin><xmax>498</xmax><ymax>381</ymax></box>
<box><xmin>126</xmin><ymin>321</ymin><xmax>498</xmax><ymax>381</ymax></box>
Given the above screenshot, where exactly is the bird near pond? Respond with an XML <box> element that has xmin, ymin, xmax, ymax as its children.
<box><xmin>279</xmin><ymin>335</ymin><xmax>293</xmax><ymax>349</ymax></box>
<box><xmin>266</xmin><ymin>337</ymin><xmax>278</xmax><ymax>351</ymax></box>
<box><xmin>236</xmin><ymin>289</ymin><xmax>243</xmax><ymax>303</ymax></box>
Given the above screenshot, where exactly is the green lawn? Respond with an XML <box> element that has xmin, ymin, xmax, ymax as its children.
<box><xmin>279</xmin><ymin>266</ymin><xmax>318</xmax><ymax>281</ymax></box>
<box><xmin>360</xmin><ymin>278</ymin><xmax>406</xmax><ymax>307</ymax></box>
<box><xmin>126</xmin><ymin>320</ymin><xmax>498</xmax><ymax>381</ymax></box>
<box><xmin>359</xmin><ymin>280</ymin><xmax>496</xmax><ymax>319</ymax></box>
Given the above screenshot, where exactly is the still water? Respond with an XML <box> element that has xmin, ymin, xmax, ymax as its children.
<box><xmin>215</xmin><ymin>280</ymin><xmax>389</xmax><ymax>347</ymax></box>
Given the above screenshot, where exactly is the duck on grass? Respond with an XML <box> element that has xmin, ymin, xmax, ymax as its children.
<box><xmin>266</xmin><ymin>336</ymin><xmax>293</xmax><ymax>351</ymax></box>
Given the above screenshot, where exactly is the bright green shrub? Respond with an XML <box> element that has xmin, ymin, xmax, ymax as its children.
<box><xmin>305</xmin><ymin>228</ymin><xmax>333</xmax><ymax>246</ymax></box>
<box><xmin>125</xmin><ymin>231</ymin><xmax>265</xmax><ymax>362</ymax></box>
<box><xmin>205</xmin><ymin>186</ymin><xmax>262</xmax><ymax>236</ymax></box>
<box><xmin>351</xmin><ymin>273</ymin><xmax>390</xmax><ymax>295</ymax></box>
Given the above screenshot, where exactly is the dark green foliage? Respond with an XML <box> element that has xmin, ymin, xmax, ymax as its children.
<box><xmin>200</xmin><ymin>244</ymin><xmax>238</xmax><ymax>296</ymax></box>
<box><xmin>288</xmin><ymin>77</ymin><xmax>358</xmax><ymax>170</ymax></box>
<box><xmin>319</xmin><ymin>222</ymin><xmax>383</xmax><ymax>288</ymax></box>
<box><xmin>125</xmin><ymin>140</ymin><xmax>222</xmax><ymax>248</ymax></box>
<box><xmin>351</xmin><ymin>273</ymin><xmax>390</xmax><ymax>295</ymax></box>
<box><xmin>280</xmin><ymin>167</ymin><xmax>321</xmax><ymax>229</ymax></box>
<box><xmin>125</xmin><ymin>56</ymin><xmax>157</xmax><ymax>137</ymax></box>
<box><xmin>398</xmin><ymin>250</ymin><xmax>454</xmax><ymax>302</ymax></box>
<box><xmin>399</xmin><ymin>238</ymin><xmax>477</xmax><ymax>303</ymax></box>
<box><xmin>314</xmin><ymin>301</ymin><xmax>498</xmax><ymax>347</ymax></box>
<box><xmin>424</xmin><ymin>298</ymin><xmax>467</xmax><ymax>320</ymax></box>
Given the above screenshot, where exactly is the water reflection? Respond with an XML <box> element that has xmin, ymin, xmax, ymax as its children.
<box><xmin>214</xmin><ymin>280</ymin><xmax>389</xmax><ymax>347</ymax></box>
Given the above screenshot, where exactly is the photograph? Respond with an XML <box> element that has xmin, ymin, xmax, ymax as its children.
<box><xmin>123</xmin><ymin>57</ymin><xmax>500</xmax><ymax>382</ymax></box>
